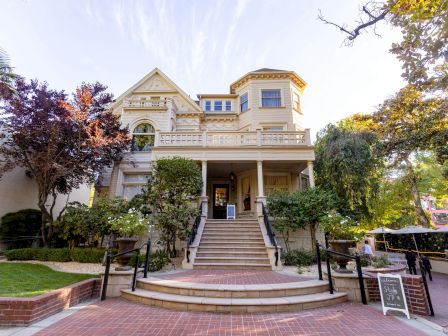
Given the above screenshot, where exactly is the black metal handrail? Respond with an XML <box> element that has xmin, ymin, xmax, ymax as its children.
<box><xmin>186</xmin><ymin>203</ymin><xmax>203</xmax><ymax>263</ymax></box>
<box><xmin>101</xmin><ymin>239</ymin><xmax>151</xmax><ymax>301</ymax></box>
<box><xmin>418</xmin><ymin>259</ymin><xmax>435</xmax><ymax>316</ymax></box>
<box><xmin>262</xmin><ymin>203</ymin><xmax>279</xmax><ymax>266</ymax></box>
<box><xmin>316</xmin><ymin>241</ymin><xmax>367</xmax><ymax>305</ymax></box>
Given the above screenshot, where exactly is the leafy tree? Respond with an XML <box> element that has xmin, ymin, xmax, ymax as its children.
<box><xmin>267</xmin><ymin>187</ymin><xmax>334</xmax><ymax>251</ymax></box>
<box><xmin>314</xmin><ymin>124</ymin><xmax>384</xmax><ymax>220</ymax></box>
<box><xmin>144</xmin><ymin>157</ymin><xmax>202</xmax><ymax>257</ymax></box>
<box><xmin>0</xmin><ymin>78</ymin><xmax>131</xmax><ymax>245</ymax></box>
<box><xmin>0</xmin><ymin>209</ymin><xmax>42</xmax><ymax>249</ymax></box>
<box><xmin>0</xmin><ymin>47</ymin><xmax>16</xmax><ymax>99</ymax></box>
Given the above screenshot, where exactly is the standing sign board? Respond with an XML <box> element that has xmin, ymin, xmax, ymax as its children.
<box><xmin>378</xmin><ymin>273</ymin><xmax>410</xmax><ymax>319</ymax></box>
<box><xmin>227</xmin><ymin>204</ymin><xmax>236</xmax><ymax>219</ymax></box>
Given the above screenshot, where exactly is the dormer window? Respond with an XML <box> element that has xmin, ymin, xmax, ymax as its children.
<box><xmin>205</xmin><ymin>101</ymin><xmax>211</xmax><ymax>111</ymax></box>
<box><xmin>240</xmin><ymin>93</ymin><xmax>248</xmax><ymax>112</ymax></box>
<box><xmin>261</xmin><ymin>90</ymin><xmax>281</xmax><ymax>107</ymax></box>
<box><xmin>214</xmin><ymin>101</ymin><xmax>222</xmax><ymax>111</ymax></box>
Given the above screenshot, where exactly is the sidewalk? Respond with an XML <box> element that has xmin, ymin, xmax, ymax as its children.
<box><xmin>424</xmin><ymin>272</ymin><xmax>448</xmax><ymax>330</ymax></box>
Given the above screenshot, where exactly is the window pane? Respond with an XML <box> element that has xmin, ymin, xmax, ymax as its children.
<box><xmin>261</xmin><ymin>90</ymin><xmax>281</xmax><ymax>107</ymax></box>
<box><xmin>132</xmin><ymin>135</ymin><xmax>155</xmax><ymax>151</ymax></box>
<box><xmin>240</xmin><ymin>93</ymin><xmax>248</xmax><ymax>112</ymax></box>
<box><xmin>214</xmin><ymin>101</ymin><xmax>222</xmax><ymax>111</ymax></box>
<box><xmin>205</xmin><ymin>101</ymin><xmax>211</xmax><ymax>111</ymax></box>
<box><xmin>134</xmin><ymin>123</ymin><xmax>154</xmax><ymax>133</ymax></box>
<box><xmin>225</xmin><ymin>101</ymin><xmax>232</xmax><ymax>111</ymax></box>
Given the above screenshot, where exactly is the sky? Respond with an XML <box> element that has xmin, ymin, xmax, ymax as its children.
<box><xmin>0</xmin><ymin>0</ymin><xmax>406</xmax><ymax>139</ymax></box>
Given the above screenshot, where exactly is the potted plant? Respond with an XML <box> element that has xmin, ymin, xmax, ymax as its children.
<box><xmin>110</xmin><ymin>208</ymin><xmax>148</xmax><ymax>270</ymax></box>
<box><xmin>320</xmin><ymin>210</ymin><xmax>360</xmax><ymax>273</ymax></box>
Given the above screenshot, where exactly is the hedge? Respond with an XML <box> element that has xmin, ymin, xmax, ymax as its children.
<box><xmin>129</xmin><ymin>251</ymin><xmax>171</xmax><ymax>272</ymax></box>
<box><xmin>4</xmin><ymin>248</ymin><xmax>114</xmax><ymax>263</ymax></box>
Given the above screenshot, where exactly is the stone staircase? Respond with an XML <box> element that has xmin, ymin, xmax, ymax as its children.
<box><xmin>122</xmin><ymin>277</ymin><xmax>347</xmax><ymax>313</ymax></box>
<box><xmin>193</xmin><ymin>219</ymin><xmax>272</xmax><ymax>270</ymax></box>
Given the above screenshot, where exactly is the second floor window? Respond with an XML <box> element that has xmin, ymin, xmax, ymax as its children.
<box><xmin>205</xmin><ymin>101</ymin><xmax>211</xmax><ymax>111</ymax></box>
<box><xmin>225</xmin><ymin>101</ymin><xmax>232</xmax><ymax>111</ymax></box>
<box><xmin>214</xmin><ymin>101</ymin><xmax>223</xmax><ymax>111</ymax></box>
<box><xmin>261</xmin><ymin>90</ymin><xmax>281</xmax><ymax>107</ymax></box>
<box><xmin>132</xmin><ymin>123</ymin><xmax>155</xmax><ymax>152</ymax></box>
<box><xmin>240</xmin><ymin>93</ymin><xmax>248</xmax><ymax>112</ymax></box>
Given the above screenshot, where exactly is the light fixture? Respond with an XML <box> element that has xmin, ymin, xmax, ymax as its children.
<box><xmin>229</xmin><ymin>171</ymin><xmax>236</xmax><ymax>182</ymax></box>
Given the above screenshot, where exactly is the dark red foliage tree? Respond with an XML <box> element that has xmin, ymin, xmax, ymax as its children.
<box><xmin>0</xmin><ymin>78</ymin><xmax>130</xmax><ymax>245</ymax></box>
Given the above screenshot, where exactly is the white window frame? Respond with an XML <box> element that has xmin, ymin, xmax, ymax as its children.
<box><xmin>260</xmin><ymin>89</ymin><xmax>282</xmax><ymax>108</ymax></box>
<box><xmin>205</xmin><ymin>101</ymin><xmax>212</xmax><ymax>112</ymax></box>
<box><xmin>214</xmin><ymin>100</ymin><xmax>223</xmax><ymax>111</ymax></box>
<box><xmin>240</xmin><ymin>93</ymin><xmax>249</xmax><ymax>112</ymax></box>
<box><xmin>225</xmin><ymin>100</ymin><xmax>232</xmax><ymax>111</ymax></box>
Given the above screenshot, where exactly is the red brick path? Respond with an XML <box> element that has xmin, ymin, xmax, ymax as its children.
<box><xmin>156</xmin><ymin>270</ymin><xmax>311</xmax><ymax>284</ymax></box>
<box><xmin>35</xmin><ymin>298</ymin><xmax>425</xmax><ymax>336</ymax></box>
<box><xmin>425</xmin><ymin>272</ymin><xmax>448</xmax><ymax>329</ymax></box>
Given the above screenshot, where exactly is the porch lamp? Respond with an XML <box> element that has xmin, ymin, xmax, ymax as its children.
<box><xmin>229</xmin><ymin>171</ymin><xmax>236</xmax><ymax>191</ymax></box>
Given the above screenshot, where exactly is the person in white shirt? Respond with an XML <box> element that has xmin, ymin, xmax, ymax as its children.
<box><xmin>363</xmin><ymin>240</ymin><xmax>373</xmax><ymax>257</ymax></box>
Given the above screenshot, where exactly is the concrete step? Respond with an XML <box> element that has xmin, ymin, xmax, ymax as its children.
<box><xmin>135</xmin><ymin>278</ymin><xmax>330</xmax><ymax>298</ymax></box>
<box><xmin>196</xmin><ymin>252</ymin><xmax>269</xmax><ymax>258</ymax></box>
<box><xmin>121</xmin><ymin>288</ymin><xmax>347</xmax><ymax>313</ymax></box>
<box><xmin>194</xmin><ymin>257</ymin><xmax>270</xmax><ymax>264</ymax></box>
<box><xmin>206</xmin><ymin>219</ymin><xmax>258</xmax><ymax>222</ymax></box>
<box><xmin>192</xmin><ymin>263</ymin><xmax>272</xmax><ymax>270</ymax></box>
<box><xmin>201</xmin><ymin>235</ymin><xmax>263</xmax><ymax>240</ymax></box>
<box><xmin>201</xmin><ymin>237</ymin><xmax>265</xmax><ymax>242</ymax></box>
<box><xmin>203</xmin><ymin>228</ymin><xmax>261</xmax><ymax>233</ymax></box>
<box><xmin>199</xmin><ymin>242</ymin><xmax>266</xmax><ymax>247</ymax></box>
<box><xmin>197</xmin><ymin>247</ymin><xmax>268</xmax><ymax>253</ymax></box>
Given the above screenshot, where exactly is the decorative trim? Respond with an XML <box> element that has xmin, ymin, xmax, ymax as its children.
<box><xmin>230</xmin><ymin>72</ymin><xmax>307</xmax><ymax>94</ymax></box>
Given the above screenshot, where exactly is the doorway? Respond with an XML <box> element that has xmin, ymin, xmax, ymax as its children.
<box><xmin>212</xmin><ymin>184</ymin><xmax>229</xmax><ymax>219</ymax></box>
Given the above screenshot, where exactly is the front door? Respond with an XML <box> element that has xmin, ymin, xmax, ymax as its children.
<box><xmin>213</xmin><ymin>184</ymin><xmax>229</xmax><ymax>219</ymax></box>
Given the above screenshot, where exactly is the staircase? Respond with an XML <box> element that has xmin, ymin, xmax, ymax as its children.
<box><xmin>193</xmin><ymin>219</ymin><xmax>272</xmax><ymax>270</ymax></box>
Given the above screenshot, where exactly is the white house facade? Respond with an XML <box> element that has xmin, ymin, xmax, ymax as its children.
<box><xmin>100</xmin><ymin>68</ymin><xmax>317</xmax><ymax>269</ymax></box>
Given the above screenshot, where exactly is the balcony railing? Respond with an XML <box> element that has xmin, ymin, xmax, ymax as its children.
<box><xmin>123</xmin><ymin>98</ymin><xmax>169</xmax><ymax>109</ymax></box>
<box><xmin>156</xmin><ymin>130</ymin><xmax>311</xmax><ymax>147</ymax></box>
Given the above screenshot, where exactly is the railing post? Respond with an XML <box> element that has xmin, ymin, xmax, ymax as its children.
<box><xmin>325</xmin><ymin>250</ymin><xmax>334</xmax><ymax>294</ymax></box>
<box><xmin>316</xmin><ymin>240</ymin><xmax>323</xmax><ymax>281</ymax></box>
<box><xmin>355</xmin><ymin>253</ymin><xmax>367</xmax><ymax>305</ymax></box>
<box><xmin>144</xmin><ymin>239</ymin><xmax>151</xmax><ymax>278</ymax></box>
<box><xmin>101</xmin><ymin>251</ymin><xmax>112</xmax><ymax>301</ymax></box>
<box><xmin>324</xmin><ymin>232</ymin><xmax>329</xmax><ymax>249</ymax></box>
<box><xmin>132</xmin><ymin>252</ymin><xmax>140</xmax><ymax>292</ymax></box>
<box><xmin>419</xmin><ymin>259</ymin><xmax>434</xmax><ymax>316</ymax></box>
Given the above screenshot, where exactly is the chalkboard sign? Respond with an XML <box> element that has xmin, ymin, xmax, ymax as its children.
<box><xmin>378</xmin><ymin>273</ymin><xmax>410</xmax><ymax>319</ymax></box>
<box><xmin>227</xmin><ymin>204</ymin><xmax>236</xmax><ymax>219</ymax></box>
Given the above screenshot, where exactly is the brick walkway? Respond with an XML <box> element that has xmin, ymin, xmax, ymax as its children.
<box><xmin>425</xmin><ymin>272</ymin><xmax>448</xmax><ymax>329</ymax></box>
<box><xmin>156</xmin><ymin>270</ymin><xmax>311</xmax><ymax>285</ymax></box>
<box><xmin>35</xmin><ymin>299</ymin><xmax>425</xmax><ymax>336</ymax></box>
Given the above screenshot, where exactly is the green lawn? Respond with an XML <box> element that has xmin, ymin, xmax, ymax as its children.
<box><xmin>0</xmin><ymin>263</ymin><xmax>97</xmax><ymax>297</ymax></box>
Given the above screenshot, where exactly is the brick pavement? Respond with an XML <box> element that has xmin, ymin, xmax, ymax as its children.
<box><xmin>424</xmin><ymin>272</ymin><xmax>448</xmax><ymax>329</ymax></box>
<box><xmin>156</xmin><ymin>270</ymin><xmax>311</xmax><ymax>285</ymax></box>
<box><xmin>35</xmin><ymin>298</ymin><xmax>425</xmax><ymax>336</ymax></box>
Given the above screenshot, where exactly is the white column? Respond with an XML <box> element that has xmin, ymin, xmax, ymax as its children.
<box><xmin>257</xmin><ymin>160</ymin><xmax>264</xmax><ymax>197</ymax></box>
<box><xmin>201</xmin><ymin>161</ymin><xmax>207</xmax><ymax>197</ymax></box>
<box><xmin>307</xmin><ymin>161</ymin><xmax>315</xmax><ymax>188</ymax></box>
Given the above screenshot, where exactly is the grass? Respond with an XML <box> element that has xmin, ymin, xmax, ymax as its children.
<box><xmin>0</xmin><ymin>263</ymin><xmax>97</xmax><ymax>297</ymax></box>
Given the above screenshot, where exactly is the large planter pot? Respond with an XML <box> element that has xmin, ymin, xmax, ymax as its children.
<box><xmin>329</xmin><ymin>240</ymin><xmax>355</xmax><ymax>273</ymax></box>
<box><xmin>116</xmin><ymin>237</ymin><xmax>139</xmax><ymax>271</ymax></box>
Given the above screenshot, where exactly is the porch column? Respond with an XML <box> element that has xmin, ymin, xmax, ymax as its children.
<box><xmin>257</xmin><ymin>160</ymin><xmax>264</xmax><ymax>197</ymax></box>
<box><xmin>307</xmin><ymin>161</ymin><xmax>315</xmax><ymax>188</ymax></box>
<box><xmin>201</xmin><ymin>160</ymin><xmax>207</xmax><ymax>197</ymax></box>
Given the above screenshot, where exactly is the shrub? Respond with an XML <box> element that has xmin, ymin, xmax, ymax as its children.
<box><xmin>0</xmin><ymin>209</ymin><xmax>42</xmax><ymax>249</ymax></box>
<box><xmin>371</xmin><ymin>255</ymin><xmax>390</xmax><ymax>269</ymax></box>
<box><xmin>282</xmin><ymin>249</ymin><xmax>316</xmax><ymax>267</ymax></box>
<box><xmin>129</xmin><ymin>251</ymin><xmax>171</xmax><ymax>271</ymax></box>
<box><xmin>4</xmin><ymin>248</ymin><xmax>111</xmax><ymax>263</ymax></box>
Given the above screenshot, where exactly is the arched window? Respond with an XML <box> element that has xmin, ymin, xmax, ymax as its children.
<box><xmin>131</xmin><ymin>123</ymin><xmax>155</xmax><ymax>151</ymax></box>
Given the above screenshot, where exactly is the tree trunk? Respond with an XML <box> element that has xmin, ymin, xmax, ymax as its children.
<box><xmin>309</xmin><ymin>222</ymin><xmax>317</xmax><ymax>249</ymax></box>
<box><xmin>280</xmin><ymin>230</ymin><xmax>290</xmax><ymax>253</ymax></box>
<box><xmin>405</xmin><ymin>159</ymin><xmax>430</xmax><ymax>227</ymax></box>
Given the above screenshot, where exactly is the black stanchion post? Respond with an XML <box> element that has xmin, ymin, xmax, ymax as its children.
<box><xmin>144</xmin><ymin>239</ymin><xmax>151</xmax><ymax>278</ymax></box>
<box><xmin>316</xmin><ymin>239</ymin><xmax>323</xmax><ymax>281</ymax></box>
<box><xmin>419</xmin><ymin>259</ymin><xmax>434</xmax><ymax>316</ymax></box>
<box><xmin>132</xmin><ymin>253</ymin><xmax>140</xmax><ymax>292</ymax></box>
<box><xmin>101</xmin><ymin>251</ymin><xmax>112</xmax><ymax>301</ymax></box>
<box><xmin>326</xmin><ymin>250</ymin><xmax>333</xmax><ymax>294</ymax></box>
<box><xmin>324</xmin><ymin>232</ymin><xmax>329</xmax><ymax>249</ymax></box>
<box><xmin>355</xmin><ymin>253</ymin><xmax>367</xmax><ymax>305</ymax></box>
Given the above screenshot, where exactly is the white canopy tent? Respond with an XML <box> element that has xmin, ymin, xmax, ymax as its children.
<box><xmin>367</xmin><ymin>227</ymin><xmax>397</xmax><ymax>252</ymax></box>
<box><xmin>391</xmin><ymin>226</ymin><xmax>435</xmax><ymax>255</ymax></box>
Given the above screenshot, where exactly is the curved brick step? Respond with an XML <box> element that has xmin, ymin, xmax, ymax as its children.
<box><xmin>121</xmin><ymin>289</ymin><xmax>347</xmax><ymax>313</ymax></box>
<box><xmin>136</xmin><ymin>277</ymin><xmax>330</xmax><ymax>298</ymax></box>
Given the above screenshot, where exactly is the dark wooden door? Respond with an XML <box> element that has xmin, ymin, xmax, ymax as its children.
<box><xmin>213</xmin><ymin>184</ymin><xmax>229</xmax><ymax>219</ymax></box>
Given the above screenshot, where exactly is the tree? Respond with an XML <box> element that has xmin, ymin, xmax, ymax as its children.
<box><xmin>0</xmin><ymin>78</ymin><xmax>130</xmax><ymax>245</ymax></box>
<box><xmin>314</xmin><ymin>123</ymin><xmax>384</xmax><ymax>220</ymax></box>
<box><xmin>0</xmin><ymin>47</ymin><xmax>16</xmax><ymax>99</ymax></box>
<box><xmin>267</xmin><ymin>187</ymin><xmax>334</xmax><ymax>251</ymax></box>
<box><xmin>144</xmin><ymin>157</ymin><xmax>202</xmax><ymax>257</ymax></box>
<box><xmin>318</xmin><ymin>0</ymin><xmax>448</xmax><ymax>87</ymax></box>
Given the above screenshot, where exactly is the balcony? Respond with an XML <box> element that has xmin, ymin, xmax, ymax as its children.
<box><xmin>156</xmin><ymin>130</ymin><xmax>311</xmax><ymax>148</ymax></box>
<box><xmin>123</xmin><ymin>98</ymin><xmax>170</xmax><ymax>110</ymax></box>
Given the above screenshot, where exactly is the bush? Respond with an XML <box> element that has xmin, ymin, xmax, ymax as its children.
<box><xmin>371</xmin><ymin>255</ymin><xmax>390</xmax><ymax>269</ymax></box>
<box><xmin>130</xmin><ymin>251</ymin><xmax>171</xmax><ymax>271</ymax></box>
<box><xmin>282</xmin><ymin>249</ymin><xmax>317</xmax><ymax>267</ymax></box>
<box><xmin>0</xmin><ymin>209</ymin><xmax>42</xmax><ymax>249</ymax></box>
<box><xmin>4</xmin><ymin>248</ymin><xmax>111</xmax><ymax>263</ymax></box>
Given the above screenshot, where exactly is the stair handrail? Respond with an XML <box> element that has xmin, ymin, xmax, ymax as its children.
<box><xmin>262</xmin><ymin>203</ymin><xmax>279</xmax><ymax>266</ymax></box>
<box><xmin>101</xmin><ymin>239</ymin><xmax>151</xmax><ymax>301</ymax></box>
<box><xmin>186</xmin><ymin>203</ymin><xmax>203</xmax><ymax>263</ymax></box>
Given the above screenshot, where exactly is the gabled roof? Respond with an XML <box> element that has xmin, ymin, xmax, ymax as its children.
<box><xmin>111</xmin><ymin>68</ymin><xmax>202</xmax><ymax>112</ymax></box>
